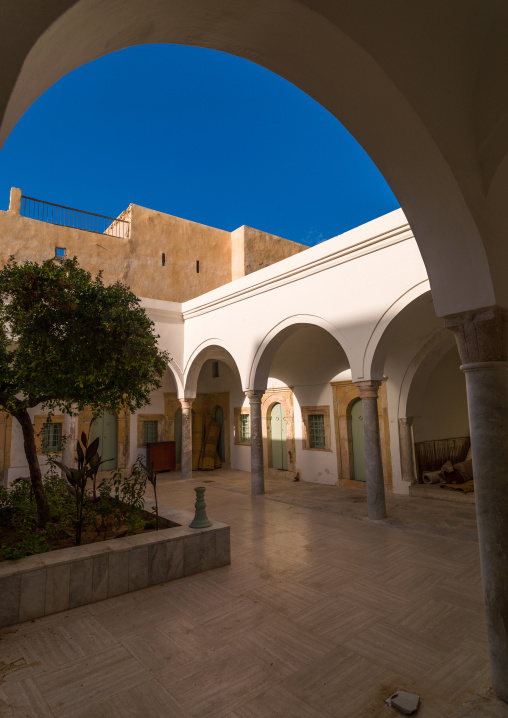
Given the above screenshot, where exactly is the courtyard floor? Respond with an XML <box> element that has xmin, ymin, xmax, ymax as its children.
<box><xmin>0</xmin><ymin>469</ymin><xmax>505</xmax><ymax>717</ymax></box>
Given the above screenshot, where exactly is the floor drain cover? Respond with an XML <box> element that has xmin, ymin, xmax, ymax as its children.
<box><xmin>385</xmin><ymin>691</ymin><xmax>420</xmax><ymax>715</ymax></box>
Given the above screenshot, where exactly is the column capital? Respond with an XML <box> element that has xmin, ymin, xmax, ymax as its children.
<box><xmin>179</xmin><ymin>398</ymin><xmax>194</xmax><ymax>410</ymax></box>
<box><xmin>245</xmin><ymin>389</ymin><xmax>265</xmax><ymax>404</ymax></box>
<box><xmin>444</xmin><ymin>305</ymin><xmax>508</xmax><ymax>364</ymax></box>
<box><xmin>398</xmin><ymin>416</ymin><xmax>413</xmax><ymax>429</ymax></box>
<box><xmin>355</xmin><ymin>379</ymin><xmax>382</xmax><ymax>399</ymax></box>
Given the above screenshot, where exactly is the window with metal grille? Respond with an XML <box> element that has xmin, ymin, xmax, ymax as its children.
<box><xmin>212</xmin><ymin>361</ymin><xmax>219</xmax><ymax>378</ymax></box>
<box><xmin>143</xmin><ymin>420</ymin><xmax>158</xmax><ymax>444</ymax></box>
<box><xmin>308</xmin><ymin>414</ymin><xmax>326</xmax><ymax>449</ymax></box>
<box><xmin>240</xmin><ymin>414</ymin><xmax>250</xmax><ymax>443</ymax></box>
<box><xmin>55</xmin><ymin>247</ymin><xmax>65</xmax><ymax>262</ymax></box>
<box><xmin>42</xmin><ymin>422</ymin><xmax>63</xmax><ymax>453</ymax></box>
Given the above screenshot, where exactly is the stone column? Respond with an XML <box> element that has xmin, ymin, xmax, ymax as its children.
<box><xmin>355</xmin><ymin>380</ymin><xmax>387</xmax><ymax>520</ymax></box>
<box><xmin>61</xmin><ymin>410</ymin><xmax>77</xmax><ymax>471</ymax></box>
<box><xmin>179</xmin><ymin>398</ymin><xmax>193</xmax><ymax>481</ymax></box>
<box><xmin>398</xmin><ymin>417</ymin><xmax>417</xmax><ymax>483</ymax></box>
<box><xmin>246</xmin><ymin>390</ymin><xmax>265</xmax><ymax>495</ymax></box>
<box><xmin>445</xmin><ymin>306</ymin><xmax>508</xmax><ymax>702</ymax></box>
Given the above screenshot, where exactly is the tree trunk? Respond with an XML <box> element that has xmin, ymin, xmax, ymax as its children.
<box><xmin>12</xmin><ymin>409</ymin><xmax>49</xmax><ymax>527</ymax></box>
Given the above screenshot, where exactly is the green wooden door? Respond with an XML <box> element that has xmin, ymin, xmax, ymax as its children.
<box><xmin>351</xmin><ymin>399</ymin><xmax>366</xmax><ymax>481</ymax></box>
<box><xmin>270</xmin><ymin>403</ymin><xmax>287</xmax><ymax>470</ymax></box>
<box><xmin>174</xmin><ymin>408</ymin><xmax>182</xmax><ymax>465</ymax></box>
<box><xmin>90</xmin><ymin>412</ymin><xmax>117</xmax><ymax>471</ymax></box>
<box><xmin>214</xmin><ymin>406</ymin><xmax>225</xmax><ymax>461</ymax></box>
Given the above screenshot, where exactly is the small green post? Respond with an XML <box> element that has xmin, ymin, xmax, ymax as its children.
<box><xmin>189</xmin><ymin>486</ymin><xmax>212</xmax><ymax>528</ymax></box>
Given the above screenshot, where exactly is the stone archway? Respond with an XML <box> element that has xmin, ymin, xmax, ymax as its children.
<box><xmin>0</xmin><ymin>1</ymin><xmax>500</xmax><ymax>317</ymax></box>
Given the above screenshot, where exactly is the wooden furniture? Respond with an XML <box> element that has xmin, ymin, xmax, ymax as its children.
<box><xmin>146</xmin><ymin>441</ymin><xmax>176</xmax><ymax>472</ymax></box>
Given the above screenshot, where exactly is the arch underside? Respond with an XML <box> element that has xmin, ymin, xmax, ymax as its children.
<box><xmin>1</xmin><ymin>0</ymin><xmax>505</xmax><ymax>316</ymax></box>
<box><xmin>250</xmin><ymin>316</ymin><xmax>352</xmax><ymax>391</ymax></box>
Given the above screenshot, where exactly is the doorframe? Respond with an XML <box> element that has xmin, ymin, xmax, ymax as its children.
<box><xmin>78</xmin><ymin>407</ymin><xmax>129</xmax><ymax>472</ymax></box>
<box><xmin>261</xmin><ymin>389</ymin><xmax>295</xmax><ymax>478</ymax></box>
<box><xmin>331</xmin><ymin>379</ymin><xmax>392</xmax><ymax>488</ymax></box>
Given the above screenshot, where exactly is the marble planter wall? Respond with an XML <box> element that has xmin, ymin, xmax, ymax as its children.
<box><xmin>0</xmin><ymin>498</ymin><xmax>230</xmax><ymax>629</ymax></box>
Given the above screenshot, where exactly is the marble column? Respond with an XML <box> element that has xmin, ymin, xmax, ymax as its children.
<box><xmin>246</xmin><ymin>390</ymin><xmax>265</xmax><ymax>495</ymax></box>
<box><xmin>398</xmin><ymin>417</ymin><xmax>417</xmax><ymax>483</ymax></box>
<box><xmin>179</xmin><ymin>398</ymin><xmax>193</xmax><ymax>481</ymax></box>
<box><xmin>446</xmin><ymin>306</ymin><xmax>508</xmax><ymax>702</ymax></box>
<box><xmin>355</xmin><ymin>380</ymin><xmax>387</xmax><ymax>520</ymax></box>
<box><xmin>61</xmin><ymin>410</ymin><xmax>77</xmax><ymax>472</ymax></box>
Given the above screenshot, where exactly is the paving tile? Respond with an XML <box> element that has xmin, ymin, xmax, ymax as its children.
<box><xmin>292</xmin><ymin>596</ymin><xmax>379</xmax><ymax>645</ymax></box>
<box><xmin>156</xmin><ymin>643</ymin><xmax>284</xmax><ymax>717</ymax></box>
<box><xmin>71</xmin><ymin>677</ymin><xmax>192</xmax><ymax>718</ymax></box>
<box><xmin>236</xmin><ymin>613</ymin><xmax>336</xmax><ymax>676</ymax></box>
<box><xmin>18</xmin><ymin>615</ymin><xmax>117</xmax><ymax>675</ymax></box>
<box><xmin>35</xmin><ymin>644</ymin><xmax>150</xmax><ymax>717</ymax></box>
<box><xmin>0</xmin><ymin>676</ymin><xmax>53</xmax><ymax>717</ymax></box>
<box><xmin>343</xmin><ymin>620</ymin><xmax>448</xmax><ymax>678</ymax></box>
<box><xmin>240</xmin><ymin>578</ymin><xmax>326</xmax><ymax>616</ymax></box>
<box><xmin>0</xmin><ymin>469</ymin><xmax>492</xmax><ymax>718</ymax></box>
<box><xmin>230</xmin><ymin>683</ymin><xmax>332</xmax><ymax>718</ymax></box>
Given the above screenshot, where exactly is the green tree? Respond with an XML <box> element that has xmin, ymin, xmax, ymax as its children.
<box><xmin>0</xmin><ymin>257</ymin><xmax>170</xmax><ymax>526</ymax></box>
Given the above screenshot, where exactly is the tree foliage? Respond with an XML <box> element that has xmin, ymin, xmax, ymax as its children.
<box><xmin>0</xmin><ymin>256</ymin><xmax>169</xmax><ymax>415</ymax></box>
<box><xmin>0</xmin><ymin>256</ymin><xmax>170</xmax><ymax>525</ymax></box>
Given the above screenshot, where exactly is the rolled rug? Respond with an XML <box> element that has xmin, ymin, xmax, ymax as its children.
<box><xmin>422</xmin><ymin>471</ymin><xmax>442</xmax><ymax>484</ymax></box>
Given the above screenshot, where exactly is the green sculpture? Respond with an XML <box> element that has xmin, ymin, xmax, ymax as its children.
<box><xmin>189</xmin><ymin>486</ymin><xmax>212</xmax><ymax>528</ymax></box>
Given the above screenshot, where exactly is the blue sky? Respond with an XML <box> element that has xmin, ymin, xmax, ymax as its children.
<box><xmin>0</xmin><ymin>44</ymin><xmax>398</xmax><ymax>246</ymax></box>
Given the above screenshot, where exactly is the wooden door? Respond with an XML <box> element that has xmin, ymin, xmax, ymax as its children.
<box><xmin>90</xmin><ymin>412</ymin><xmax>117</xmax><ymax>471</ymax></box>
<box><xmin>270</xmin><ymin>403</ymin><xmax>287</xmax><ymax>470</ymax></box>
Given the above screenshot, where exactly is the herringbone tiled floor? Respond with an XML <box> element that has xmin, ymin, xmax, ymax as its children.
<box><xmin>0</xmin><ymin>470</ymin><xmax>502</xmax><ymax>717</ymax></box>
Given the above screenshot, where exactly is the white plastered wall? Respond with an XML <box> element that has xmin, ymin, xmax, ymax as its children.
<box><xmin>411</xmin><ymin>347</ymin><xmax>469</xmax><ymax>444</ymax></box>
<box><xmin>5</xmin><ymin>210</ymin><xmax>449</xmax><ymax>494</ymax></box>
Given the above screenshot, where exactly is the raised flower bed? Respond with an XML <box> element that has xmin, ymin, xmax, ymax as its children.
<box><xmin>0</xmin><ymin>496</ymin><xmax>230</xmax><ymax>629</ymax></box>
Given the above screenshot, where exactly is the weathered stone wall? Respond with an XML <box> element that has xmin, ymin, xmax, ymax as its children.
<box><xmin>128</xmin><ymin>203</ymin><xmax>232</xmax><ymax>302</ymax></box>
<box><xmin>0</xmin><ymin>197</ymin><xmax>306</xmax><ymax>302</ymax></box>
<box><xmin>0</xmin><ymin>202</ymin><xmax>233</xmax><ymax>303</ymax></box>
<box><xmin>231</xmin><ymin>224</ymin><xmax>306</xmax><ymax>280</ymax></box>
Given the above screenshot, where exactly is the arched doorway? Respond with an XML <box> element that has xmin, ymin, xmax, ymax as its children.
<box><xmin>270</xmin><ymin>402</ymin><xmax>287</xmax><ymax>470</ymax></box>
<box><xmin>214</xmin><ymin>405</ymin><xmax>225</xmax><ymax>462</ymax></box>
<box><xmin>350</xmin><ymin>399</ymin><xmax>365</xmax><ymax>482</ymax></box>
<box><xmin>90</xmin><ymin>411</ymin><xmax>117</xmax><ymax>471</ymax></box>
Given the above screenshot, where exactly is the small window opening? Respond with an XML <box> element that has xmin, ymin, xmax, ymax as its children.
<box><xmin>308</xmin><ymin>414</ymin><xmax>326</xmax><ymax>449</ymax></box>
<box><xmin>240</xmin><ymin>414</ymin><xmax>250</xmax><ymax>443</ymax></box>
<box><xmin>143</xmin><ymin>420</ymin><xmax>159</xmax><ymax>445</ymax></box>
<box><xmin>196</xmin><ymin>260</ymin><xmax>200</xmax><ymax>273</ymax></box>
<box><xmin>55</xmin><ymin>247</ymin><xmax>66</xmax><ymax>262</ymax></box>
<box><xmin>42</xmin><ymin>422</ymin><xmax>63</xmax><ymax>453</ymax></box>
<box><xmin>212</xmin><ymin>360</ymin><xmax>219</xmax><ymax>378</ymax></box>
<box><xmin>162</xmin><ymin>253</ymin><xmax>166</xmax><ymax>267</ymax></box>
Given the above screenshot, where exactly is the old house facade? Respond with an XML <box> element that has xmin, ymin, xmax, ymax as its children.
<box><xmin>1</xmin><ymin>188</ymin><xmax>468</xmax><ymax>512</ymax></box>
